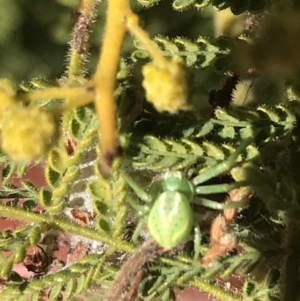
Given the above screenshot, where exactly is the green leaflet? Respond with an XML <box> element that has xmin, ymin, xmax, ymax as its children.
<box><xmin>136</xmin><ymin>0</ymin><xmax>271</xmax><ymax>13</ymax></box>
<box><xmin>132</xmin><ymin>36</ymin><xmax>228</xmax><ymax>69</ymax></box>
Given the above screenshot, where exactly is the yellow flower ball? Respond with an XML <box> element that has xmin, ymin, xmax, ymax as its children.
<box><xmin>0</xmin><ymin>79</ymin><xmax>17</xmax><ymax>122</ymax></box>
<box><xmin>142</xmin><ymin>58</ymin><xmax>191</xmax><ymax>114</ymax></box>
<box><xmin>1</xmin><ymin>105</ymin><xmax>57</xmax><ymax>161</ymax></box>
<box><xmin>0</xmin><ymin>79</ymin><xmax>16</xmax><ymax>97</ymax></box>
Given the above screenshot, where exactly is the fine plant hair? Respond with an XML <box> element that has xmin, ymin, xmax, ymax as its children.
<box><xmin>1</xmin><ymin>1</ymin><xmax>300</xmax><ymax>301</ymax></box>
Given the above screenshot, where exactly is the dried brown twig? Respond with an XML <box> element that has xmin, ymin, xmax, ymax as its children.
<box><xmin>105</xmin><ymin>239</ymin><xmax>163</xmax><ymax>301</ymax></box>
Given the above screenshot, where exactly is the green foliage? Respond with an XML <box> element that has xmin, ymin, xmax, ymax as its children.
<box><xmin>137</xmin><ymin>0</ymin><xmax>273</xmax><ymax>13</ymax></box>
<box><xmin>132</xmin><ymin>103</ymin><xmax>297</xmax><ymax>172</ymax></box>
<box><xmin>1</xmin><ymin>1</ymin><xmax>300</xmax><ymax>301</ymax></box>
<box><xmin>132</xmin><ymin>36</ymin><xmax>229</xmax><ymax>68</ymax></box>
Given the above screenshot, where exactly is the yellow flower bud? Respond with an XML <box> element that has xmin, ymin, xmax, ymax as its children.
<box><xmin>1</xmin><ymin>105</ymin><xmax>57</xmax><ymax>161</ymax></box>
<box><xmin>142</xmin><ymin>58</ymin><xmax>191</xmax><ymax>114</ymax></box>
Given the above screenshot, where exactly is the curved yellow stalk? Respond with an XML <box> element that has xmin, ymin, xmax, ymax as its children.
<box><xmin>93</xmin><ymin>0</ymin><xmax>131</xmax><ymax>174</ymax></box>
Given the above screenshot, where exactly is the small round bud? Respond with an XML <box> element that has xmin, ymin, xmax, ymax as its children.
<box><xmin>142</xmin><ymin>58</ymin><xmax>191</xmax><ymax>113</ymax></box>
<box><xmin>1</xmin><ymin>105</ymin><xmax>57</xmax><ymax>161</ymax></box>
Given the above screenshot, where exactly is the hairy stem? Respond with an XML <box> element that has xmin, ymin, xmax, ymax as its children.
<box><xmin>0</xmin><ymin>203</ymin><xmax>134</xmax><ymax>253</ymax></box>
<box><xmin>192</xmin><ymin>278</ymin><xmax>242</xmax><ymax>301</ymax></box>
<box><xmin>67</xmin><ymin>0</ymin><xmax>98</xmax><ymax>81</ymax></box>
<box><xmin>105</xmin><ymin>239</ymin><xmax>161</xmax><ymax>301</ymax></box>
<box><xmin>23</xmin><ymin>85</ymin><xmax>95</xmax><ymax>110</ymax></box>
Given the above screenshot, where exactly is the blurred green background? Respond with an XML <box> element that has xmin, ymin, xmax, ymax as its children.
<box><xmin>0</xmin><ymin>0</ymin><xmax>212</xmax><ymax>83</ymax></box>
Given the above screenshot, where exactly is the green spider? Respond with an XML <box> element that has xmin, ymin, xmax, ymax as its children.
<box><xmin>122</xmin><ymin>139</ymin><xmax>251</xmax><ymax>257</ymax></box>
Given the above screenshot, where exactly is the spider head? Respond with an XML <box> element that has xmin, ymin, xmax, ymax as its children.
<box><xmin>162</xmin><ymin>171</ymin><xmax>194</xmax><ymax>202</ymax></box>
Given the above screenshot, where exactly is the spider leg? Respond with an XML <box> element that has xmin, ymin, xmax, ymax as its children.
<box><xmin>192</xmin><ymin>138</ymin><xmax>252</xmax><ymax>186</ymax></box>
<box><xmin>122</xmin><ymin>173</ymin><xmax>152</xmax><ymax>203</ymax></box>
<box><xmin>122</xmin><ymin>173</ymin><xmax>153</xmax><ymax>244</ymax></box>
<box><xmin>193</xmin><ymin>196</ymin><xmax>249</xmax><ymax>210</ymax></box>
<box><xmin>126</xmin><ymin>194</ymin><xmax>150</xmax><ymax>216</ymax></box>
<box><xmin>131</xmin><ymin>216</ymin><xmax>148</xmax><ymax>245</ymax></box>
<box><xmin>194</xmin><ymin>181</ymin><xmax>247</xmax><ymax>195</ymax></box>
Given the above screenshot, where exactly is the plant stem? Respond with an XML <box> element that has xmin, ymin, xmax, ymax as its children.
<box><xmin>192</xmin><ymin>277</ymin><xmax>242</xmax><ymax>301</ymax></box>
<box><xmin>280</xmin><ymin>213</ymin><xmax>300</xmax><ymax>301</ymax></box>
<box><xmin>24</xmin><ymin>86</ymin><xmax>95</xmax><ymax>110</ymax></box>
<box><xmin>93</xmin><ymin>0</ymin><xmax>131</xmax><ymax>174</ymax></box>
<box><xmin>0</xmin><ymin>203</ymin><xmax>134</xmax><ymax>253</ymax></box>
<box><xmin>126</xmin><ymin>13</ymin><xmax>166</xmax><ymax>67</ymax></box>
<box><xmin>89</xmin><ymin>0</ymin><xmax>171</xmax><ymax>174</ymax></box>
<box><xmin>105</xmin><ymin>239</ymin><xmax>161</xmax><ymax>301</ymax></box>
<box><xmin>67</xmin><ymin>0</ymin><xmax>98</xmax><ymax>81</ymax></box>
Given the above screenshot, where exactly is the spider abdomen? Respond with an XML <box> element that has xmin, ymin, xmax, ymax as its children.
<box><xmin>148</xmin><ymin>191</ymin><xmax>193</xmax><ymax>249</ymax></box>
